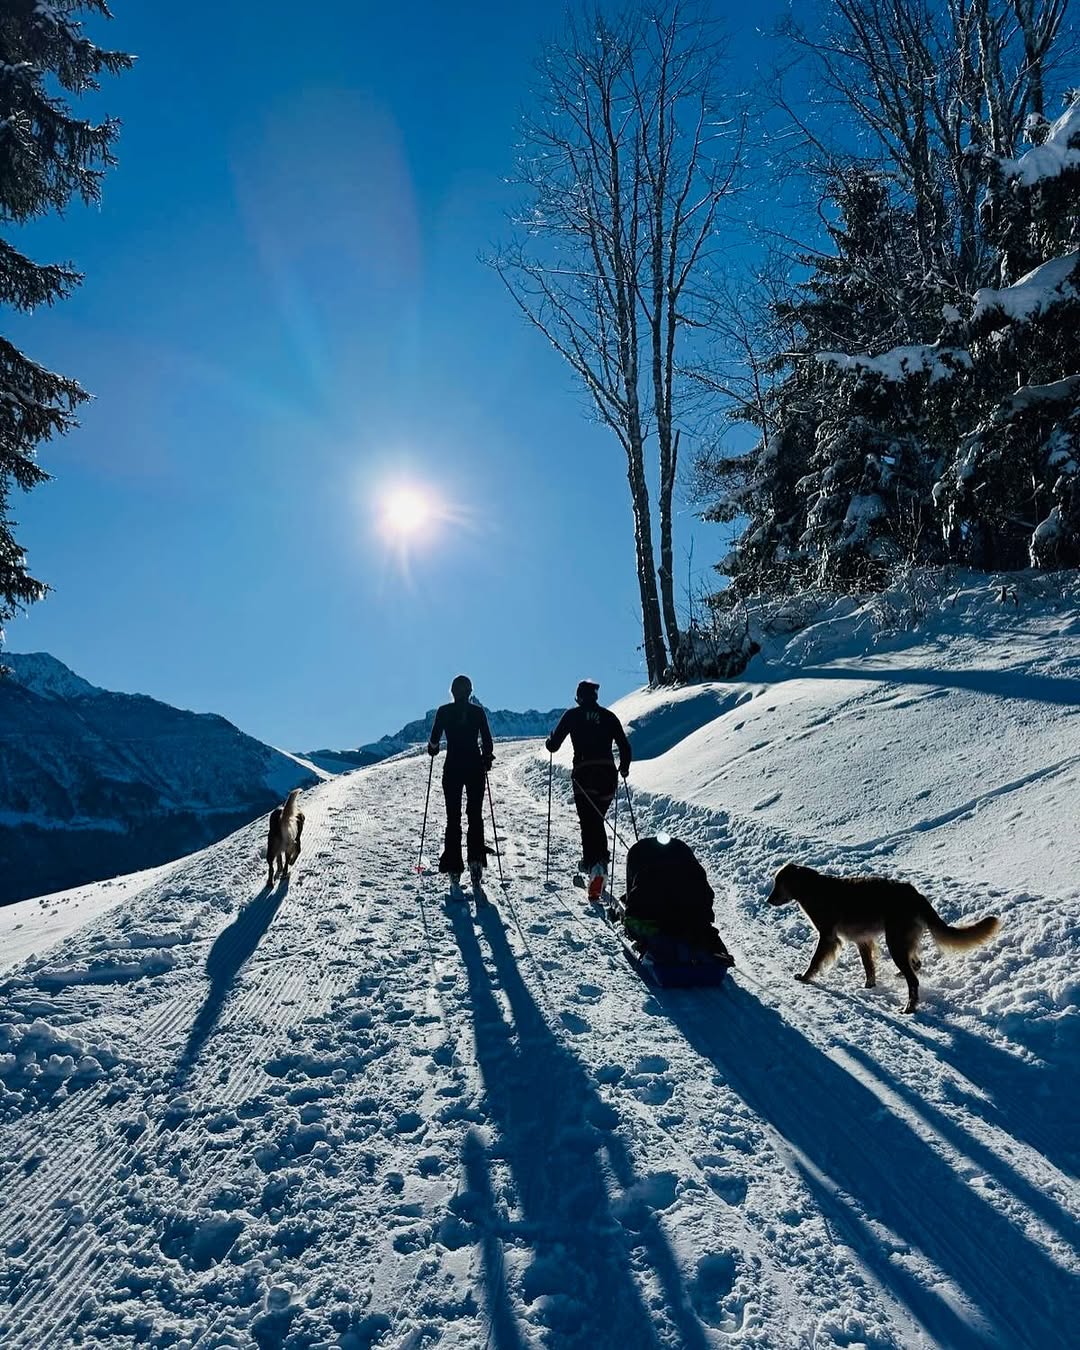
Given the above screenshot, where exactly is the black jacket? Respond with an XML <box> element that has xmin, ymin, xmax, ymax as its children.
<box><xmin>547</xmin><ymin>704</ymin><xmax>632</xmax><ymax>774</ymax></box>
<box><xmin>429</xmin><ymin>701</ymin><xmax>494</xmax><ymax>766</ymax></box>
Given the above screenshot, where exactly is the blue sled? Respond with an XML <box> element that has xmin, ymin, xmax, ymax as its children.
<box><xmin>607</xmin><ymin>898</ymin><xmax>734</xmax><ymax>989</ymax></box>
<box><xmin>620</xmin><ymin>936</ymin><xmax>731</xmax><ymax>988</ymax></box>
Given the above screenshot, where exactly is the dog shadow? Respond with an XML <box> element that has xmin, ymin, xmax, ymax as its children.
<box><xmin>841</xmin><ymin>1036</ymin><xmax>1080</xmax><ymax>1255</ymax></box>
<box><xmin>916</xmin><ymin>1009</ymin><xmax>1080</xmax><ymax>1181</ymax></box>
<box><xmin>174</xmin><ymin>880</ymin><xmax>287</xmax><ymax>1084</ymax></box>
<box><xmin>815</xmin><ymin>982</ymin><xmax>1080</xmax><ymax>1183</ymax></box>
<box><xmin>447</xmin><ymin>901</ymin><xmax>710</xmax><ymax>1350</ymax></box>
<box><xmin>662</xmin><ymin>981</ymin><xmax>1075</xmax><ymax>1350</ymax></box>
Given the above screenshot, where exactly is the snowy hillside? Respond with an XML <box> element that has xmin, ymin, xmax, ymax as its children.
<box><xmin>0</xmin><ymin>654</ymin><xmax>319</xmax><ymax>905</ymax></box>
<box><xmin>0</xmin><ymin>575</ymin><xmax>1077</xmax><ymax>1347</ymax></box>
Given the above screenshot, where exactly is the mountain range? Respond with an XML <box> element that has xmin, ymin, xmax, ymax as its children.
<box><xmin>0</xmin><ymin>654</ymin><xmax>320</xmax><ymax>905</ymax></box>
<box><xmin>302</xmin><ymin>705</ymin><xmax>563</xmax><ymax>773</ymax></box>
<box><xmin>0</xmin><ymin>653</ymin><xmax>564</xmax><ymax>903</ymax></box>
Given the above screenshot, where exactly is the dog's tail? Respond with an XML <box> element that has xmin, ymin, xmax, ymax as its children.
<box><xmin>919</xmin><ymin>892</ymin><xmax>1000</xmax><ymax>950</ymax></box>
<box><xmin>281</xmin><ymin>788</ymin><xmax>302</xmax><ymax>820</ymax></box>
<box><xmin>266</xmin><ymin>806</ymin><xmax>283</xmax><ymax>862</ymax></box>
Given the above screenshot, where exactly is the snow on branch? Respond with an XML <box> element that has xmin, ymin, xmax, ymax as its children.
<box><xmin>997</xmin><ymin>96</ymin><xmax>1080</xmax><ymax>186</ymax></box>
<box><xmin>972</xmin><ymin>251</ymin><xmax>1080</xmax><ymax>326</ymax></box>
<box><xmin>816</xmin><ymin>343</ymin><xmax>972</xmax><ymax>384</ymax></box>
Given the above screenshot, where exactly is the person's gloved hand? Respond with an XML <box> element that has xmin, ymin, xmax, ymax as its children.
<box><xmin>619</xmin><ymin>762</ymin><xmax>630</xmax><ymax>779</ymax></box>
<box><xmin>482</xmin><ymin>753</ymin><xmax>494</xmax><ymax>772</ymax></box>
<box><xmin>545</xmin><ymin>737</ymin><xmax>556</xmax><ymax>754</ymax></box>
<box><xmin>427</xmin><ymin>741</ymin><xmax>439</xmax><ymax>756</ymax></box>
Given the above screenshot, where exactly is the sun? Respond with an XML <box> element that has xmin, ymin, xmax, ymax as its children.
<box><xmin>378</xmin><ymin>484</ymin><xmax>434</xmax><ymax>540</ymax></box>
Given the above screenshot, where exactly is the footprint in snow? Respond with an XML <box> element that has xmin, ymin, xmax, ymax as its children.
<box><xmin>690</xmin><ymin>1250</ymin><xmax>741</xmax><ymax>1329</ymax></box>
<box><xmin>705</xmin><ymin>1168</ymin><xmax>749</xmax><ymax>1206</ymax></box>
<box><xmin>635</xmin><ymin>1055</ymin><xmax>669</xmax><ymax>1074</ymax></box>
<box><xmin>560</xmin><ymin>1011</ymin><xmax>590</xmax><ymax>1035</ymax></box>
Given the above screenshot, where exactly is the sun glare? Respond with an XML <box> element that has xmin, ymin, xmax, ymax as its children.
<box><xmin>379</xmin><ymin>484</ymin><xmax>434</xmax><ymax>540</ymax></box>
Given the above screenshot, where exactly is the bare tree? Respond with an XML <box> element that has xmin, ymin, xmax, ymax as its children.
<box><xmin>490</xmin><ymin>1</ymin><xmax>743</xmax><ymax>683</ymax></box>
<box><xmin>772</xmin><ymin>0</ymin><xmax>1074</xmax><ymax>295</ymax></box>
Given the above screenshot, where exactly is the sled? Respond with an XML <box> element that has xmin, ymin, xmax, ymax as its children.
<box><xmin>606</xmin><ymin>898</ymin><xmax>733</xmax><ymax>989</ymax></box>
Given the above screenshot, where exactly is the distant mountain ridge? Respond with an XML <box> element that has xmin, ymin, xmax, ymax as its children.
<box><xmin>0</xmin><ymin>653</ymin><xmax>318</xmax><ymax>905</ymax></box>
<box><xmin>302</xmin><ymin>704</ymin><xmax>564</xmax><ymax>770</ymax></box>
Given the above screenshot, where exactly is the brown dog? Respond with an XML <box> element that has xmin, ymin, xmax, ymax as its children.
<box><xmin>266</xmin><ymin>789</ymin><xmax>305</xmax><ymax>887</ymax></box>
<box><xmin>766</xmin><ymin>862</ymin><xmax>1000</xmax><ymax>1012</ymax></box>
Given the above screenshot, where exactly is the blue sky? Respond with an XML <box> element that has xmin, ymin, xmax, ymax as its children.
<box><xmin>5</xmin><ymin>1</ymin><xmax>784</xmax><ymax>748</ymax></box>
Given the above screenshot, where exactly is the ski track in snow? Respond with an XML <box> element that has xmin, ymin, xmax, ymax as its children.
<box><xmin>0</xmin><ymin>736</ymin><xmax>1077</xmax><ymax>1348</ymax></box>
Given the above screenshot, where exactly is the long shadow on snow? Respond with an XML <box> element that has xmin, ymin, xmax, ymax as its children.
<box><xmin>920</xmin><ymin>1011</ymin><xmax>1080</xmax><ymax>1180</ymax></box>
<box><xmin>839</xmin><ymin>1038</ymin><xmax>1080</xmax><ymax>1254</ymax></box>
<box><xmin>448</xmin><ymin>900</ymin><xmax>709</xmax><ymax>1350</ymax></box>
<box><xmin>663</xmin><ymin>981</ymin><xmax>1078</xmax><ymax>1350</ymax></box>
<box><xmin>798</xmin><ymin>663</ymin><xmax>1080</xmax><ymax>708</ymax></box>
<box><xmin>174</xmin><ymin>881</ymin><xmax>286</xmax><ymax>1083</ymax></box>
<box><xmin>816</xmin><ymin>983</ymin><xmax>1080</xmax><ymax>1185</ymax></box>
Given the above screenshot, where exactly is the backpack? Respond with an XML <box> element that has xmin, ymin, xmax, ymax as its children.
<box><xmin>623</xmin><ymin>835</ymin><xmax>727</xmax><ymax>953</ymax></box>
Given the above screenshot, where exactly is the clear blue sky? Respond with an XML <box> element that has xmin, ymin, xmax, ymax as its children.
<box><xmin>5</xmin><ymin>1</ymin><xmax>784</xmax><ymax>749</ymax></box>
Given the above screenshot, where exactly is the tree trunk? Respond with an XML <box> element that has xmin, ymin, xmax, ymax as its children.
<box><xmin>626</xmin><ymin>429</ymin><xmax>668</xmax><ymax>683</ymax></box>
<box><xmin>657</xmin><ymin>425</ymin><xmax>680</xmax><ymax>669</ymax></box>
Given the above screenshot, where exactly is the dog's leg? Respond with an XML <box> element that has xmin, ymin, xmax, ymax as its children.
<box><xmin>885</xmin><ymin>925</ymin><xmax>920</xmax><ymax>1013</ymax></box>
<box><xmin>796</xmin><ymin>933</ymin><xmax>841</xmax><ymax>984</ymax></box>
<box><xmin>857</xmin><ymin>940</ymin><xmax>877</xmax><ymax>989</ymax></box>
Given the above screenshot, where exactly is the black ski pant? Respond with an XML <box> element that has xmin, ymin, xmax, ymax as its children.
<box><xmin>572</xmin><ymin>761</ymin><xmax>618</xmax><ymax>869</ymax></box>
<box><xmin>440</xmin><ymin>761</ymin><xmax>487</xmax><ymax>874</ymax></box>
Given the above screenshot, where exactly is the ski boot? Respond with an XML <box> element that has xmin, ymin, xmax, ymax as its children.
<box><xmin>587</xmin><ymin>863</ymin><xmax>607</xmax><ymax>902</ymax></box>
<box><xmin>448</xmin><ymin>873</ymin><xmax>465</xmax><ymax>902</ymax></box>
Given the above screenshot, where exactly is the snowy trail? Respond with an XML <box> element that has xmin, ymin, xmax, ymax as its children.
<box><xmin>1</xmin><ymin>740</ymin><xmax>1077</xmax><ymax>1347</ymax></box>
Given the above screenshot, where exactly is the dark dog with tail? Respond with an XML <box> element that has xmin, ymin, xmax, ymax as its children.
<box><xmin>767</xmin><ymin>862</ymin><xmax>1000</xmax><ymax>1012</ymax></box>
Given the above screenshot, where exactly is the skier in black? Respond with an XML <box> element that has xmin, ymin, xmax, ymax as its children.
<box><xmin>546</xmin><ymin>679</ymin><xmax>632</xmax><ymax>899</ymax></box>
<box><xmin>428</xmin><ymin>675</ymin><xmax>494</xmax><ymax>899</ymax></box>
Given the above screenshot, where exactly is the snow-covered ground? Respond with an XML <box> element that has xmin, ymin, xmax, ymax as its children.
<box><xmin>1</xmin><ymin>577</ymin><xmax>1078</xmax><ymax>1347</ymax></box>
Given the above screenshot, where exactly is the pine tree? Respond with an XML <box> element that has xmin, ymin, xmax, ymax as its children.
<box><xmin>0</xmin><ymin>1</ymin><xmax>131</xmax><ymax>625</ymax></box>
<box><xmin>935</xmin><ymin>95</ymin><xmax>1080</xmax><ymax>569</ymax></box>
<box><xmin>703</xmin><ymin>172</ymin><xmax>964</xmax><ymax>596</ymax></box>
<box><xmin>700</xmin><ymin>4</ymin><xmax>1079</xmax><ymax>601</ymax></box>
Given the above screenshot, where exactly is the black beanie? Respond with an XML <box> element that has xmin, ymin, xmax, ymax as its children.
<box><xmin>451</xmin><ymin>674</ymin><xmax>472</xmax><ymax>701</ymax></box>
<box><xmin>576</xmin><ymin>679</ymin><xmax>600</xmax><ymax>704</ymax></box>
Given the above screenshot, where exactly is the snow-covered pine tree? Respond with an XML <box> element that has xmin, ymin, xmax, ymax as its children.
<box><xmin>935</xmin><ymin>95</ymin><xmax>1080</xmax><ymax>569</ymax></box>
<box><xmin>0</xmin><ymin>1</ymin><xmax>131</xmax><ymax>625</ymax></box>
<box><xmin>702</xmin><ymin>172</ymin><xmax>964</xmax><ymax>596</ymax></box>
<box><xmin>699</xmin><ymin>1</ymin><xmax>1077</xmax><ymax>600</ymax></box>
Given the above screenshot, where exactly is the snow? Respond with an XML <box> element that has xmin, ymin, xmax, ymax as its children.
<box><xmin>3</xmin><ymin>651</ymin><xmax>102</xmax><ymax>701</ymax></box>
<box><xmin>0</xmin><ymin>575</ymin><xmax>1078</xmax><ymax>1346</ymax></box>
<box><xmin>817</xmin><ymin>344</ymin><xmax>972</xmax><ymax>383</ymax></box>
<box><xmin>972</xmin><ymin>251</ymin><xmax>1079</xmax><ymax>325</ymax></box>
<box><xmin>1005</xmin><ymin>96</ymin><xmax>1080</xmax><ymax>186</ymax></box>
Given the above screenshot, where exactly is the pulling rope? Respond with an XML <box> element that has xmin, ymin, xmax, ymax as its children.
<box><xmin>622</xmin><ymin>775</ymin><xmax>640</xmax><ymax>842</ymax></box>
<box><xmin>570</xmin><ymin>765</ymin><xmax>637</xmax><ymax>858</ymax></box>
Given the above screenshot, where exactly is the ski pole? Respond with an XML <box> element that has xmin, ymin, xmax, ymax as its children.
<box><xmin>610</xmin><ymin>774</ymin><xmax>619</xmax><ymax>895</ymax></box>
<box><xmin>623</xmin><ymin>776</ymin><xmax>639</xmax><ymax>842</ymax></box>
<box><xmin>416</xmin><ymin>755</ymin><xmax>434</xmax><ymax>875</ymax></box>
<box><xmin>545</xmin><ymin>752</ymin><xmax>553</xmax><ymax>885</ymax></box>
<box><xmin>486</xmin><ymin>773</ymin><xmax>505</xmax><ymax>886</ymax></box>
